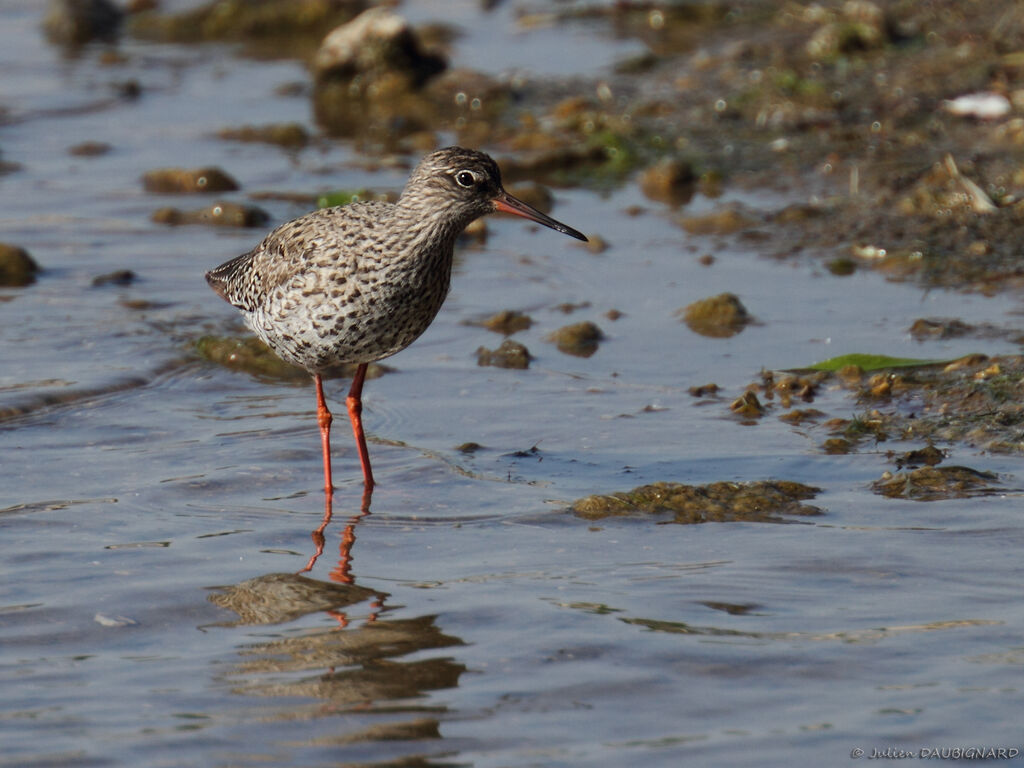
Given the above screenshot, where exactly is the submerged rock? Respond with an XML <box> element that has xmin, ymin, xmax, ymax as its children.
<box><xmin>805</xmin><ymin>0</ymin><xmax>890</xmax><ymax>60</ymax></box>
<box><xmin>129</xmin><ymin>0</ymin><xmax>362</xmax><ymax>46</ymax></box>
<box><xmin>779</xmin><ymin>408</ymin><xmax>826</xmax><ymax>425</ymax></box>
<box><xmin>315</xmin><ymin>188</ymin><xmax>382</xmax><ymax>209</ymax></box>
<box><xmin>892</xmin><ymin>445</ymin><xmax>945</xmax><ymax>469</ymax></box>
<box><xmin>92</xmin><ymin>269</ymin><xmax>135</xmax><ymax>287</ymax></box>
<box><xmin>729</xmin><ymin>390</ymin><xmax>764</xmax><ymax>418</ymax></box>
<box><xmin>43</xmin><ymin>0</ymin><xmax>122</xmax><ymax>45</ymax></box>
<box><xmin>142</xmin><ymin>167</ymin><xmax>239</xmax><ymax>195</ymax></box>
<box><xmin>908</xmin><ymin>318</ymin><xmax>973</xmax><ymax>340</ymax></box>
<box><xmin>762</xmin><ymin>354</ymin><xmax>1024</xmax><ymax>456</ymax></box>
<box><xmin>679</xmin><ymin>293</ymin><xmax>750</xmax><ymax>338</ymax></box>
<box><xmin>688</xmin><ymin>382</ymin><xmax>720</xmax><ymax>397</ymax></box>
<box><xmin>152</xmin><ymin>202</ymin><xmax>269</xmax><ymax>228</ymax></box>
<box><xmin>585</xmin><ymin>235</ymin><xmax>610</xmax><ymax>254</ymax></box>
<box><xmin>217</xmin><ymin>123</ymin><xmax>310</xmax><ymax>150</ymax></box>
<box><xmin>570</xmin><ymin>480</ymin><xmax>822</xmax><ymax>524</ymax></box>
<box><xmin>639</xmin><ymin>157</ymin><xmax>696</xmax><ymax>205</ymax></box>
<box><xmin>822</xmin><ymin>437</ymin><xmax>854</xmax><ymax>454</ymax></box>
<box><xmin>197</xmin><ymin>335</ymin><xmax>387</xmax><ymax>382</ymax></box>
<box><xmin>826</xmin><ymin>256</ymin><xmax>857</xmax><ymax>276</ymax></box>
<box><xmin>0</xmin><ymin>243</ymin><xmax>40</xmax><ymax>287</ymax></box>
<box><xmin>197</xmin><ymin>336</ymin><xmax>308</xmax><ymax>381</ymax></box>
<box><xmin>68</xmin><ymin>140</ymin><xmax>112</xmax><ymax>157</ymax></box>
<box><xmin>478</xmin><ymin>310</ymin><xmax>533</xmax><ymax>336</ymax></box>
<box><xmin>764</xmin><ymin>371</ymin><xmax>822</xmax><ymax>408</ymax></box>
<box><xmin>498</xmin><ymin>145</ymin><xmax>617</xmax><ymax>185</ymax></box>
<box><xmin>311</xmin><ymin>9</ymin><xmax>447</xmax><ymax>138</ymax></box>
<box><xmin>476</xmin><ymin>339</ymin><xmax>532</xmax><ymax>369</ymax></box>
<box><xmin>209</xmin><ymin>572</ymin><xmax>379</xmax><ymax>626</ymax></box>
<box><xmin>679</xmin><ymin>205</ymin><xmax>758</xmax><ymax>236</ymax></box>
<box><xmin>547</xmin><ymin>321</ymin><xmax>604</xmax><ymax>357</ymax></box>
<box><xmin>871</xmin><ymin>466</ymin><xmax>1000</xmax><ymax>502</ymax></box>
<box><xmin>314</xmin><ymin>8</ymin><xmax>446</xmax><ymax>86</ymax></box>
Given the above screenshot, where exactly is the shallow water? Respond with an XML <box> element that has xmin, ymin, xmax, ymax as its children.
<box><xmin>4</xmin><ymin>2</ymin><xmax>1024</xmax><ymax>766</ymax></box>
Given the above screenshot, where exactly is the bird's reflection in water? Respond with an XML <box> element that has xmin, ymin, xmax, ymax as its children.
<box><xmin>206</xmin><ymin>486</ymin><xmax>466</xmax><ymax>746</ymax></box>
<box><xmin>209</xmin><ymin>487</ymin><xmax>380</xmax><ymax>627</ymax></box>
<box><xmin>300</xmin><ymin>485</ymin><xmax>373</xmax><ymax>599</ymax></box>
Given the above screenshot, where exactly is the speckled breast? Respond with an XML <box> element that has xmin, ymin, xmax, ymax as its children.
<box><xmin>246</xmin><ymin>250</ymin><xmax>453</xmax><ymax>374</ymax></box>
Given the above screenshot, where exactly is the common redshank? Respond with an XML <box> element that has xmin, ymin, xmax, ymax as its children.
<box><xmin>206</xmin><ymin>147</ymin><xmax>587</xmax><ymax>495</ymax></box>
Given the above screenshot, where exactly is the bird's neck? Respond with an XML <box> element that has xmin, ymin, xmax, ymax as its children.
<box><xmin>392</xmin><ymin>200</ymin><xmax>471</xmax><ymax>258</ymax></box>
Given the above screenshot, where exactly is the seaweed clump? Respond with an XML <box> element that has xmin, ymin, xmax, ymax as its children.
<box><xmin>571</xmin><ymin>480</ymin><xmax>822</xmax><ymax>524</ymax></box>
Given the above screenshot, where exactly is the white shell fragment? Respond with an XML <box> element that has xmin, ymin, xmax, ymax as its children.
<box><xmin>943</xmin><ymin>92</ymin><xmax>1011</xmax><ymax>119</ymax></box>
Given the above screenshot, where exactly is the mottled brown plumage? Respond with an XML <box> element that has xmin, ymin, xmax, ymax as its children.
<box><xmin>206</xmin><ymin>146</ymin><xmax>587</xmax><ymax>494</ymax></box>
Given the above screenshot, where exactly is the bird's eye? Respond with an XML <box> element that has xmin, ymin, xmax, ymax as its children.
<box><xmin>454</xmin><ymin>170</ymin><xmax>476</xmax><ymax>188</ymax></box>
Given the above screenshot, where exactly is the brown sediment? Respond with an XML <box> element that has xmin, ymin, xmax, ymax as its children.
<box><xmin>152</xmin><ymin>202</ymin><xmax>269</xmax><ymax>228</ymax></box>
<box><xmin>217</xmin><ymin>123</ymin><xmax>310</xmax><ymax>149</ymax></box>
<box><xmin>871</xmin><ymin>466</ymin><xmax>1001</xmax><ymax>501</ymax></box>
<box><xmin>476</xmin><ymin>339</ymin><xmax>532</xmax><ymax>369</ymax></box>
<box><xmin>195</xmin><ymin>335</ymin><xmax>389</xmax><ymax>382</ymax></box>
<box><xmin>0</xmin><ymin>243</ymin><xmax>39</xmax><ymax>287</ymax></box>
<box><xmin>749</xmin><ymin>354</ymin><xmax>1024</xmax><ymax>456</ymax></box>
<box><xmin>679</xmin><ymin>293</ymin><xmax>750</xmax><ymax>338</ymax></box>
<box><xmin>142</xmin><ymin>167</ymin><xmax>239</xmax><ymax>195</ymax></box>
<box><xmin>128</xmin><ymin>0</ymin><xmax>364</xmax><ymax>55</ymax></box>
<box><xmin>471</xmin><ymin>310</ymin><xmax>533</xmax><ymax>336</ymax></box>
<box><xmin>546</xmin><ymin>321</ymin><xmax>604</xmax><ymax>357</ymax></box>
<box><xmin>208</xmin><ymin>572</ymin><xmax>380</xmax><ymax>626</ymax></box>
<box><xmin>570</xmin><ymin>480</ymin><xmax>822</xmax><ymax>524</ymax></box>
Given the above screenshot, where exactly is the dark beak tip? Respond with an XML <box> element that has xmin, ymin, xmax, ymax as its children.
<box><xmin>493</xmin><ymin>194</ymin><xmax>588</xmax><ymax>243</ymax></box>
<box><xmin>550</xmin><ymin>222</ymin><xmax>589</xmax><ymax>242</ymax></box>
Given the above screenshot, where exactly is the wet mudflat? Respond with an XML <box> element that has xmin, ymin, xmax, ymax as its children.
<box><xmin>5</xmin><ymin>1</ymin><xmax>1024</xmax><ymax>765</ymax></box>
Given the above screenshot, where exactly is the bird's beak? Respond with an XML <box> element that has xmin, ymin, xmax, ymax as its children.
<box><xmin>493</xmin><ymin>191</ymin><xmax>588</xmax><ymax>242</ymax></box>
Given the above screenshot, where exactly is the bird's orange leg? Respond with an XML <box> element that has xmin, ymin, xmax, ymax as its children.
<box><xmin>346</xmin><ymin>363</ymin><xmax>375</xmax><ymax>489</ymax></box>
<box><xmin>314</xmin><ymin>373</ymin><xmax>334</xmax><ymax>498</ymax></box>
